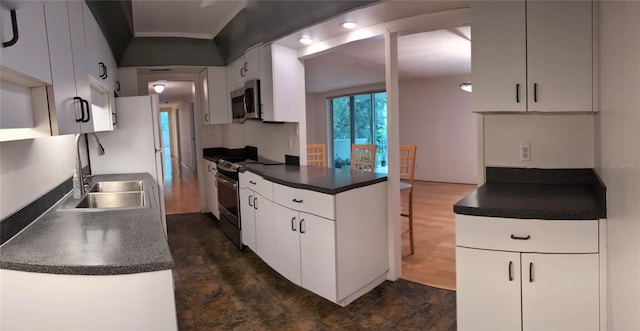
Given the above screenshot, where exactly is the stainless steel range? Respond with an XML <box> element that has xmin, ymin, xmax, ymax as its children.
<box><xmin>215</xmin><ymin>159</ymin><xmax>244</xmax><ymax>249</ymax></box>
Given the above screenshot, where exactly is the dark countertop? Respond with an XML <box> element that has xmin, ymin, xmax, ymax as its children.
<box><xmin>241</xmin><ymin>164</ymin><xmax>387</xmax><ymax>195</ymax></box>
<box><xmin>454</xmin><ymin>168</ymin><xmax>607</xmax><ymax>220</ymax></box>
<box><xmin>0</xmin><ymin>174</ymin><xmax>174</xmax><ymax>275</ymax></box>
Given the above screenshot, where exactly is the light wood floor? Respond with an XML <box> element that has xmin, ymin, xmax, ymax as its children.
<box><xmin>163</xmin><ymin>153</ymin><xmax>201</xmax><ymax>215</ymax></box>
<box><xmin>400</xmin><ymin>181</ymin><xmax>477</xmax><ymax>291</ymax></box>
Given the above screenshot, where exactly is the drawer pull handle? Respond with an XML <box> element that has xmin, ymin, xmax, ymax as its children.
<box><xmin>508</xmin><ymin>261</ymin><xmax>513</xmax><ymax>281</ymax></box>
<box><xmin>510</xmin><ymin>234</ymin><xmax>531</xmax><ymax>240</ymax></box>
<box><xmin>291</xmin><ymin>217</ymin><xmax>297</xmax><ymax>231</ymax></box>
<box><xmin>292</xmin><ymin>199</ymin><xmax>303</xmax><ymax>203</ymax></box>
<box><xmin>529</xmin><ymin>262</ymin><xmax>534</xmax><ymax>283</ymax></box>
<box><xmin>249</xmin><ymin>180</ymin><xmax>257</xmax><ymax>185</ymax></box>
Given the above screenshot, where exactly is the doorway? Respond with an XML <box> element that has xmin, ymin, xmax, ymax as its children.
<box><xmin>145</xmin><ymin>79</ymin><xmax>201</xmax><ymax>215</ymax></box>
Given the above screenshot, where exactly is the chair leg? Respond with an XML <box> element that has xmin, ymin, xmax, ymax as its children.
<box><xmin>409</xmin><ymin>189</ymin><xmax>414</xmax><ymax>255</ymax></box>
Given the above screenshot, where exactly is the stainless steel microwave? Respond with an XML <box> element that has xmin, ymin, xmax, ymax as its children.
<box><xmin>230</xmin><ymin>79</ymin><xmax>261</xmax><ymax>123</ymax></box>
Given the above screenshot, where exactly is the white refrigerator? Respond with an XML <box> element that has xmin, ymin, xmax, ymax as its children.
<box><xmin>88</xmin><ymin>95</ymin><xmax>167</xmax><ymax>232</ymax></box>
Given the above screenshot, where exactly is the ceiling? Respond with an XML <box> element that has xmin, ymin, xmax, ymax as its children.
<box><xmin>147</xmin><ymin>81</ymin><xmax>194</xmax><ymax>105</ymax></box>
<box><xmin>131</xmin><ymin>0</ymin><xmax>246</xmax><ymax>39</ymax></box>
<box><xmin>304</xmin><ymin>26</ymin><xmax>471</xmax><ymax>93</ymax></box>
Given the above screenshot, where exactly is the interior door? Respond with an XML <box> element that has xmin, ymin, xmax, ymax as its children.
<box><xmin>456</xmin><ymin>247</ymin><xmax>522</xmax><ymax>331</ymax></box>
<box><xmin>521</xmin><ymin>253</ymin><xmax>599</xmax><ymax>331</ymax></box>
<box><xmin>150</xmin><ymin>94</ymin><xmax>167</xmax><ymax>233</ymax></box>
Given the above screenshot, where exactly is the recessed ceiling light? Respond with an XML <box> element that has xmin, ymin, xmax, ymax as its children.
<box><xmin>341</xmin><ymin>22</ymin><xmax>358</xmax><ymax>29</ymax></box>
<box><xmin>459</xmin><ymin>82</ymin><xmax>472</xmax><ymax>93</ymax></box>
<box><xmin>298</xmin><ymin>37</ymin><xmax>313</xmax><ymax>45</ymax></box>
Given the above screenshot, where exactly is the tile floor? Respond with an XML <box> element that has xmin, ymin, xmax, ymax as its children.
<box><xmin>167</xmin><ymin>213</ymin><xmax>457</xmax><ymax>330</ymax></box>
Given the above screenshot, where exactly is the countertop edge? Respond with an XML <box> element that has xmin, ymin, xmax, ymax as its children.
<box><xmin>0</xmin><ymin>261</ymin><xmax>174</xmax><ymax>275</ymax></box>
<box><xmin>453</xmin><ymin>205</ymin><xmax>606</xmax><ymax>220</ymax></box>
<box><xmin>241</xmin><ymin>167</ymin><xmax>388</xmax><ymax>195</ymax></box>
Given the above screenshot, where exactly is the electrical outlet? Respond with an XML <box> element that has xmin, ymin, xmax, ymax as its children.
<box><xmin>520</xmin><ymin>144</ymin><xmax>531</xmax><ymax>162</ymax></box>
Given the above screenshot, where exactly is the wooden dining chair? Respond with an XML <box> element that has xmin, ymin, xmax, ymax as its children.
<box><xmin>306</xmin><ymin>143</ymin><xmax>326</xmax><ymax>167</ymax></box>
<box><xmin>351</xmin><ymin>144</ymin><xmax>377</xmax><ymax>172</ymax></box>
<box><xmin>400</xmin><ymin>145</ymin><xmax>417</xmax><ymax>255</ymax></box>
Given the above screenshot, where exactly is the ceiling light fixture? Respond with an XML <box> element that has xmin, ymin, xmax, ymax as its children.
<box><xmin>459</xmin><ymin>82</ymin><xmax>472</xmax><ymax>93</ymax></box>
<box><xmin>341</xmin><ymin>21</ymin><xmax>358</xmax><ymax>29</ymax></box>
<box><xmin>298</xmin><ymin>37</ymin><xmax>313</xmax><ymax>45</ymax></box>
<box><xmin>153</xmin><ymin>84</ymin><xmax>165</xmax><ymax>93</ymax></box>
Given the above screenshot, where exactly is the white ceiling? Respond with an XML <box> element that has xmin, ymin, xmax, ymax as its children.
<box><xmin>131</xmin><ymin>0</ymin><xmax>246</xmax><ymax>39</ymax></box>
<box><xmin>147</xmin><ymin>81</ymin><xmax>194</xmax><ymax>105</ymax></box>
<box><xmin>304</xmin><ymin>26</ymin><xmax>471</xmax><ymax>93</ymax></box>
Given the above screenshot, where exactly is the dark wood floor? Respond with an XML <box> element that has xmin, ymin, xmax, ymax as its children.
<box><xmin>167</xmin><ymin>213</ymin><xmax>457</xmax><ymax>330</ymax></box>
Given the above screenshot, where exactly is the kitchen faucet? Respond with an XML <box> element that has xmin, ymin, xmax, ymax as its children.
<box><xmin>75</xmin><ymin>133</ymin><xmax>106</xmax><ymax>196</ymax></box>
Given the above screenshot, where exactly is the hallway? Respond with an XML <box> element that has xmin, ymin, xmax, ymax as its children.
<box><xmin>163</xmin><ymin>151</ymin><xmax>200</xmax><ymax>215</ymax></box>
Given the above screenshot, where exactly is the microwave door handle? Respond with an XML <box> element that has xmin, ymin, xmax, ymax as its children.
<box><xmin>243</xmin><ymin>94</ymin><xmax>248</xmax><ymax>115</ymax></box>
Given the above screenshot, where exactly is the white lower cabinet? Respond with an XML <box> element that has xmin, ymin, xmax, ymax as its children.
<box><xmin>240</xmin><ymin>171</ymin><xmax>388</xmax><ymax>306</ymax></box>
<box><xmin>456</xmin><ymin>215</ymin><xmax>601</xmax><ymax>331</ymax></box>
<box><xmin>273</xmin><ymin>204</ymin><xmax>337</xmax><ymax>302</ymax></box>
<box><xmin>239</xmin><ymin>172</ymin><xmax>275</xmax><ymax>267</ymax></box>
<box><xmin>204</xmin><ymin>160</ymin><xmax>219</xmax><ymax>219</ymax></box>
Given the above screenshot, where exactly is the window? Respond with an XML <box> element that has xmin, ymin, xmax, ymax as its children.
<box><xmin>330</xmin><ymin>91</ymin><xmax>387</xmax><ymax>173</ymax></box>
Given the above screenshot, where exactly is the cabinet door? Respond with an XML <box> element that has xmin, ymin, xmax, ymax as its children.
<box><xmin>522</xmin><ymin>253</ymin><xmax>599</xmax><ymax>331</ymax></box>
<box><xmin>205</xmin><ymin>161</ymin><xmax>219</xmax><ymax>219</ymax></box>
<box><xmin>243</xmin><ymin>46</ymin><xmax>261</xmax><ymax>80</ymax></box>
<box><xmin>273</xmin><ymin>204</ymin><xmax>302</xmax><ymax>286</ymax></box>
<box><xmin>0</xmin><ymin>3</ymin><xmax>51</xmax><ymax>84</ymax></box>
<box><xmin>83</xmin><ymin>2</ymin><xmax>105</xmax><ymax>83</ymax></box>
<box><xmin>456</xmin><ymin>247</ymin><xmax>521</xmax><ymax>331</ymax></box>
<box><xmin>239</xmin><ymin>187</ymin><xmax>256</xmax><ymax>251</ymax></box>
<box><xmin>44</xmin><ymin>2</ymin><xmax>82</xmax><ymax>135</ymax></box>
<box><xmin>199</xmin><ymin>68</ymin><xmax>211</xmax><ymax>124</ymax></box>
<box><xmin>226</xmin><ymin>58</ymin><xmax>245</xmax><ymax>92</ymax></box>
<box><xmin>471</xmin><ymin>0</ymin><xmax>526</xmax><ymax>112</ymax></box>
<box><xmin>67</xmin><ymin>1</ymin><xmax>94</xmax><ymax>133</ymax></box>
<box><xmin>300</xmin><ymin>212</ymin><xmax>336</xmax><ymax>302</ymax></box>
<box><xmin>527</xmin><ymin>1</ymin><xmax>592</xmax><ymax>112</ymax></box>
<box><xmin>207</xmin><ymin>67</ymin><xmax>230</xmax><ymax>124</ymax></box>
<box><xmin>254</xmin><ymin>193</ymin><xmax>276</xmax><ymax>268</ymax></box>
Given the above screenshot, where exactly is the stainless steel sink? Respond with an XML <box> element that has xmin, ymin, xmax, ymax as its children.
<box><xmin>89</xmin><ymin>181</ymin><xmax>144</xmax><ymax>193</ymax></box>
<box><xmin>75</xmin><ymin>192</ymin><xmax>147</xmax><ymax>209</ymax></box>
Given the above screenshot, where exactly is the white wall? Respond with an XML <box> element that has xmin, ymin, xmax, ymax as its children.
<box><xmin>0</xmin><ymin>135</ymin><xmax>82</xmax><ymax>219</ymax></box>
<box><xmin>218</xmin><ymin>121</ymin><xmax>300</xmax><ymax>163</ymax></box>
<box><xmin>596</xmin><ymin>2</ymin><xmax>640</xmax><ymax>329</ymax></box>
<box><xmin>176</xmin><ymin>100</ymin><xmax>195</xmax><ymax>171</ymax></box>
<box><xmin>399</xmin><ymin>75</ymin><xmax>476</xmax><ymax>184</ymax></box>
<box><xmin>483</xmin><ymin>114</ymin><xmax>594</xmax><ymax>168</ymax></box>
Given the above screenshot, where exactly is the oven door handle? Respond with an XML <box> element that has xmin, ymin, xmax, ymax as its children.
<box><xmin>216</xmin><ymin>174</ymin><xmax>238</xmax><ymax>188</ymax></box>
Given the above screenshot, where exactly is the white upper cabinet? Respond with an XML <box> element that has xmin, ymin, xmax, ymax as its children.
<box><xmin>526</xmin><ymin>1</ymin><xmax>593</xmax><ymax>112</ymax></box>
<box><xmin>0</xmin><ymin>3</ymin><xmax>51</xmax><ymax>85</ymax></box>
<box><xmin>201</xmin><ymin>67</ymin><xmax>230</xmax><ymax>125</ymax></box>
<box><xmin>243</xmin><ymin>46</ymin><xmax>261</xmax><ymax>81</ymax></box>
<box><xmin>0</xmin><ymin>3</ymin><xmax>53</xmax><ymax>141</ymax></box>
<box><xmin>260</xmin><ymin>43</ymin><xmax>304</xmax><ymax>122</ymax></box>
<box><xmin>226</xmin><ymin>57</ymin><xmax>246</xmax><ymax>93</ymax></box>
<box><xmin>471</xmin><ymin>0</ymin><xmax>526</xmax><ymax>113</ymax></box>
<box><xmin>46</xmin><ymin>1</ymin><xmax>117</xmax><ymax>134</ymax></box>
<box><xmin>471</xmin><ymin>0</ymin><xmax>593</xmax><ymax>113</ymax></box>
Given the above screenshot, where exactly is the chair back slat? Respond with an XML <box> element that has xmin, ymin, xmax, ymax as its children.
<box><xmin>351</xmin><ymin>144</ymin><xmax>377</xmax><ymax>172</ymax></box>
<box><xmin>307</xmin><ymin>144</ymin><xmax>326</xmax><ymax>167</ymax></box>
<box><xmin>400</xmin><ymin>145</ymin><xmax>417</xmax><ymax>184</ymax></box>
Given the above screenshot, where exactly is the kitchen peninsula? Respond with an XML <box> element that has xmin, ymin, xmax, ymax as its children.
<box><xmin>203</xmin><ymin>147</ymin><xmax>389</xmax><ymax>306</ymax></box>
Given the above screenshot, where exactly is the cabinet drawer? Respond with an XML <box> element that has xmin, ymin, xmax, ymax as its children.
<box><xmin>239</xmin><ymin>171</ymin><xmax>272</xmax><ymax>199</ymax></box>
<box><xmin>456</xmin><ymin>215</ymin><xmax>598</xmax><ymax>253</ymax></box>
<box><xmin>273</xmin><ymin>183</ymin><xmax>334</xmax><ymax>220</ymax></box>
